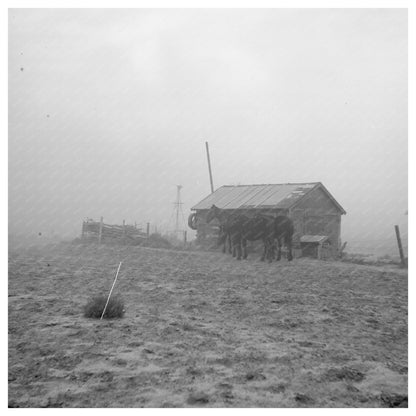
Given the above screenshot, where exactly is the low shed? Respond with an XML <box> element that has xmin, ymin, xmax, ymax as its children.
<box><xmin>190</xmin><ymin>182</ymin><xmax>346</xmax><ymax>258</ymax></box>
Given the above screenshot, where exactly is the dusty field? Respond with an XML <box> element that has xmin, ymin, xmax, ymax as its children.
<box><xmin>8</xmin><ymin>242</ymin><xmax>408</xmax><ymax>408</ymax></box>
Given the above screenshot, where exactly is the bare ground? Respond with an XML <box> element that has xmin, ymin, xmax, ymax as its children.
<box><xmin>8</xmin><ymin>243</ymin><xmax>408</xmax><ymax>408</ymax></box>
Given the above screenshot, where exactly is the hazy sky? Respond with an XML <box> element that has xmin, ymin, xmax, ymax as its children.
<box><xmin>8</xmin><ymin>9</ymin><xmax>407</xmax><ymax>250</ymax></box>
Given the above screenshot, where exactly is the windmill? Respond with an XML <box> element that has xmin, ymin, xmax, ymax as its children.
<box><xmin>171</xmin><ymin>185</ymin><xmax>186</xmax><ymax>242</ymax></box>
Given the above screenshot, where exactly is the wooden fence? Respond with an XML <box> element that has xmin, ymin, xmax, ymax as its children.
<box><xmin>81</xmin><ymin>217</ymin><xmax>149</xmax><ymax>245</ymax></box>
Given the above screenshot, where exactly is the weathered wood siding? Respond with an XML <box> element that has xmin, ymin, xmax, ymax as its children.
<box><xmin>289</xmin><ymin>187</ymin><xmax>342</xmax><ymax>255</ymax></box>
<box><xmin>195</xmin><ymin>208</ymin><xmax>287</xmax><ymax>248</ymax></box>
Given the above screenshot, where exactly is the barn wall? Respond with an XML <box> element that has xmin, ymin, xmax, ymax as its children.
<box><xmin>194</xmin><ymin>208</ymin><xmax>287</xmax><ymax>248</ymax></box>
<box><xmin>289</xmin><ymin>187</ymin><xmax>342</xmax><ymax>255</ymax></box>
<box><xmin>293</xmin><ymin>186</ymin><xmax>340</xmax><ymax>215</ymax></box>
<box><xmin>192</xmin><ymin>185</ymin><xmax>344</xmax><ymax>258</ymax></box>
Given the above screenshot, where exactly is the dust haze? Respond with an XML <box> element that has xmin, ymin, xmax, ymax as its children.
<box><xmin>8</xmin><ymin>9</ymin><xmax>408</xmax><ymax>255</ymax></box>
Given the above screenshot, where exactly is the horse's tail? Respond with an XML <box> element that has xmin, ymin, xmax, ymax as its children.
<box><xmin>287</xmin><ymin>217</ymin><xmax>295</xmax><ymax>237</ymax></box>
<box><xmin>188</xmin><ymin>213</ymin><xmax>198</xmax><ymax>230</ymax></box>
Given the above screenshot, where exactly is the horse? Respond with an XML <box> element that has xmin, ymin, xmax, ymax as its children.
<box><xmin>238</xmin><ymin>214</ymin><xmax>294</xmax><ymax>262</ymax></box>
<box><xmin>270</xmin><ymin>216</ymin><xmax>294</xmax><ymax>261</ymax></box>
<box><xmin>206</xmin><ymin>205</ymin><xmax>294</xmax><ymax>262</ymax></box>
<box><xmin>237</xmin><ymin>213</ymin><xmax>276</xmax><ymax>262</ymax></box>
<box><xmin>206</xmin><ymin>205</ymin><xmax>235</xmax><ymax>255</ymax></box>
<box><xmin>206</xmin><ymin>205</ymin><xmax>275</xmax><ymax>261</ymax></box>
<box><xmin>218</xmin><ymin>224</ymin><xmax>233</xmax><ymax>254</ymax></box>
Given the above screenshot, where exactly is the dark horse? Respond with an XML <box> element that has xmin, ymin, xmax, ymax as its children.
<box><xmin>219</xmin><ymin>224</ymin><xmax>233</xmax><ymax>254</ymax></box>
<box><xmin>206</xmin><ymin>205</ymin><xmax>294</xmax><ymax>261</ymax></box>
<box><xmin>206</xmin><ymin>205</ymin><xmax>235</xmax><ymax>255</ymax></box>
<box><xmin>270</xmin><ymin>215</ymin><xmax>294</xmax><ymax>262</ymax></box>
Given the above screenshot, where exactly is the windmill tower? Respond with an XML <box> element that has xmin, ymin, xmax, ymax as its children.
<box><xmin>173</xmin><ymin>185</ymin><xmax>185</xmax><ymax>239</ymax></box>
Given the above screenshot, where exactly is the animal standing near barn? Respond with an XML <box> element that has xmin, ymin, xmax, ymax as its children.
<box><xmin>189</xmin><ymin>182</ymin><xmax>346</xmax><ymax>260</ymax></box>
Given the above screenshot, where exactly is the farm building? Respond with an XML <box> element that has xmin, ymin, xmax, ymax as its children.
<box><xmin>189</xmin><ymin>182</ymin><xmax>346</xmax><ymax>259</ymax></box>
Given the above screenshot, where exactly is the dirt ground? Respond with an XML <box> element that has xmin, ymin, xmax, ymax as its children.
<box><xmin>8</xmin><ymin>242</ymin><xmax>408</xmax><ymax>408</ymax></box>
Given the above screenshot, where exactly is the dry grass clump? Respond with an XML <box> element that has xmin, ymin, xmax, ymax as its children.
<box><xmin>145</xmin><ymin>233</ymin><xmax>172</xmax><ymax>249</ymax></box>
<box><xmin>83</xmin><ymin>295</ymin><xmax>125</xmax><ymax>319</ymax></box>
<box><xmin>341</xmin><ymin>252</ymin><xmax>402</xmax><ymax>267</ymax></box>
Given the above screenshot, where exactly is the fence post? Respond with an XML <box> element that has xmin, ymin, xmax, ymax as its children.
<box><xmin>98</xmin><ymin>217</ymin><xmax>103</xmax><ymax>244</ymax></box>
<box><xmin>184</xmin><ymin>230</ymin><xmax>187</xmax><ymax>244</ymax></box>
<box><xmin>122</xmin><ymin>219</ymin><xmax>126</xmax><ymax>245</ymax></box>
<box><xmin>81</xmin><ymin>221</ymin><xmax>85</xmax><ymax>239</ymax></box>
<box><xmin>339</xmin><ymin>242</ymin><xmax>347</xmax><ymax>259</ymax></box>
<box><xmin>146</xmin><ymin>222</ymin><xmax>150</xmax><ymax>237</ymax></box>
<box><xmin>394</xmin><ymin>225</ymin><xmax>407</xmax><ymax>268</ymax></box>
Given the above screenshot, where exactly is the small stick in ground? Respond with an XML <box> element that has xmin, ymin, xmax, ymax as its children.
<box><xmin>100</xmin><ymin>261</ymin><xmax>122</xmax><ymax>320</ymax></box>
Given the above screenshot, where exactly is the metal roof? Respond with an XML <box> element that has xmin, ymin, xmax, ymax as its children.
<box><xmin>191</xmin><ymin>183</ymin><xmax>321</xmax><ymax>211</ymax></box>
<box><xmin>300</xmin><ymin>235</ymin><xmax>329</xmax><ymax>244</ymax></box>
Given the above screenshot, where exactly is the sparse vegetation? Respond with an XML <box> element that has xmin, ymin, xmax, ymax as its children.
<box><xmin>9</xmin><ymin>244</ymin><xmax>407</xmax><ymax>407</ymax></box>
<box><xmin>83</xmin><ymin>295</ymin><xmax>125</xmax><ymax>319</ymax></box>
<box><xmin>340</xmin><ymin>252</ymin><xmax>401</xmax><ymax>267</ymax></box>
<box><xmin>144</xmin><ymin>233</ymin><xmax>172</xmax><ymax>249</ymax></box>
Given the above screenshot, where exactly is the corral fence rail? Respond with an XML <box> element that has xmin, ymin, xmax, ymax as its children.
<box><xmin>81</xmin><ymin>217</ymin><xmax>149</xmax><ymax>245</ymax></box>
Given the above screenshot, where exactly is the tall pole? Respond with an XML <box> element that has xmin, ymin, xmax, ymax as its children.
<box><xmin>394</xmin><ymin>225</ymin><xmax>406</xmax><ymax>268</ymax></box>
<box><xmin>174</xmin><ymin>185</ymin><xmax>183</xmax><ymax>235</ymax></box>
<box><xmin>205</xmin><ymin>141</ymin><xmax>214</xmax><ymax>194</ymax></box>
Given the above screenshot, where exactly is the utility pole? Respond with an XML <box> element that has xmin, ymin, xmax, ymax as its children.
<box><xmin>205</xmin><ymin>141</ymin><xmax>214</xmax><ymax>193</ymax></box>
